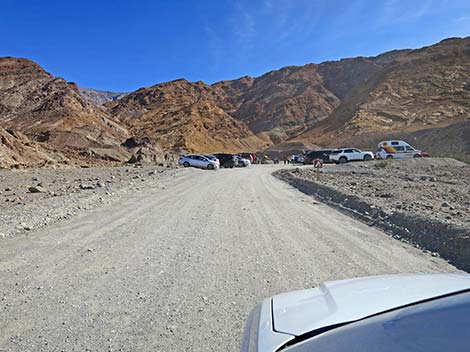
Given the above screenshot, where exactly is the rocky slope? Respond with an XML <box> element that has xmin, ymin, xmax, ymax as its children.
<box><xmin>78</xmin><ymin>87</ymin><xmax>127</xmax><ymax>105</ymax></box>
<box><xmin>344</xmin><ymin>38</ymin><xmax>470</xmax><ymax>133</ymax></box>
<box><xmin>210</xmin><ymin>37</ymin><xmax>469</xmax><ymax>152</ymax></box>
<box><xmin>291</xmin><ymin>38</ymin><xmax>470</xmax><ymax>156</ymax></box>
<box><xmin>0</xmin><ymin>127</ymin><xmax>67</xmax><ymax>168</ymax></box>
<box><xmin>227</xmin><ymin>65</ymin><xmax>341</xmax><ymax>143</ymax></box>
<box><xmin>106</xmin><ymin>79</ymin><xmax>269</xmax><ymax>153</ymax></box>
<box><xmin>1</xmin><ymin>37</ymin><xmax>470</xmax><ymax>167</ymax></box>
<box><xmin>0</xmin><ymin>58</ymin><xmax>130</xmax><ymax>166</ymax></box>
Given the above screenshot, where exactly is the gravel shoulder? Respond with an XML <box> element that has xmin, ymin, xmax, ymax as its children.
<box><xmin>276</xmin><ymin>158</ymin><xmax>470</xmax><ymax>270</ymax></box>
<box><xmin>0</xmin><ymin>165</ymin><xmax>184</xmax><ymax>238</ymax></box>
<box><xmin>0</xmin><ymin>164</ymin><xmax>460</xmax><ymax>352</ymax></box>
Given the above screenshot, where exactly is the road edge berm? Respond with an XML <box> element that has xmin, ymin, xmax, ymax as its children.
<box><xmin>274</xmin><ymin>169</ymin><xmax>470</xmax><ymax>272</ymax></box>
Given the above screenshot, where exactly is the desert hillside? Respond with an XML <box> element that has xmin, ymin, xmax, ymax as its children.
<box><xmin>1</xmin><ymin>37</ymin><xmax>470</xmax><ymax>167</ymax></box>
<box><xmin>106</xmin><ymin>79</ymin><xmax>269</xmax><ymax>153</ymax></box>
<box><xmin>78</xmin><ymin>87</ymin><xmax>127</xmax><ymax>105</ymax></box>
<box><xmin>291</xmin><ymin>37</ymin><xmax>470</xmax><ymax>157</ymax></box>
<box><xmin>0</xmin><ymin>58</ymin><xmax>131</xmax><ymax>167</ymax></box>
<box><xmin>222</xmin><ymin>64</ymin><xmax>341</xmax><ymax>143</ymax></box>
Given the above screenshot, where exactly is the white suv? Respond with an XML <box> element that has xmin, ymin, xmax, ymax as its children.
<box><xmin>330</xmin><ymin>148</ymin><xmax>374</xmax><ymax>164</ymax></box>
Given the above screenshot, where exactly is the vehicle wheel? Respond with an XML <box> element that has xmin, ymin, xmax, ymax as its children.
<box><xmin>413</xmin><ymin>154</ymin><xmax>422</xmax><ymax>158</ymax></box>
<box><xmin>386</xmin><ymin>155</ymin><xmax>393</xmax><ymax>160</ymax></box>
<box><xmin>230</xmin><ymin>165</ymin><xmax>234</xmax><ymax>168</ymax></box>
<box><xmin>339</xmin><ymin>156</ymin><xmax>348</xmax><ymax>164</ymax></box>
<box><xmin>183</xmin><ymin>161</ymin><xmax>190</xmax><ymax>167</ymax></box>
<box><xmin>364</xmin><ymin>154</ymin><xmax>372</xmax><ymax>161</ymax></box>
<box><xmin>207</xmin><ymin>164</ymin><xmax>214</xmax><ymax>170</ymax></box>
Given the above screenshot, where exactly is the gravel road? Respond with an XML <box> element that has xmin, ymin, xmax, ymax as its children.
<box><xmin>0</xmin><ymin>165</ymin><xmax>459</xmax><ymax>352</ymax></box>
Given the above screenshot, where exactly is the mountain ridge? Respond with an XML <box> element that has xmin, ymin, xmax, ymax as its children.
<box><xmin>1</xmin><ymin>37</ymin><xmax>470</xmax><ymax>167</ymax></box>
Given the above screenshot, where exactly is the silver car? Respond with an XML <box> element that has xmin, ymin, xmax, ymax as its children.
<box><xmin>241</xmin><ymin>274</ymin><xmax>470</xmax><ymax>352</ymax></box>
<box><xmin>236</xmin><ymin>155</ymin><xmax>251</xmax><ymax>167</ymax></box>
<box><xmin>178</xmin><ymin>154</ymin><xmax>219</xmax><ymax>170</ymax></box>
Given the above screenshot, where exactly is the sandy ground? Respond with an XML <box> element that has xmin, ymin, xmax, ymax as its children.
<box><xmin>0</xmin><ymin>164</ymin><xmax>459</xmax><ymax>351</ymax></box>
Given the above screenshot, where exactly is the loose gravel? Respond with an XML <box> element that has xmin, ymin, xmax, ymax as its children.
<box><xmin>0</xmin><ymin>165</ymin><xmax>184</xmax><ymax>238</ymax></box>
<box><xmin>277</xmin><ymin>157</ymin><xmax>470</xmax><ymax>270</ymax></box>
<box><xmin>0</xmin><ymin>165</ymin><xmax>459</xmax><ymax>352</ymax></box>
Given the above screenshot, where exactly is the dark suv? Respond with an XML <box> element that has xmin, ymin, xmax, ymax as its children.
<box><xmin>214</xmin><ymin>153</ymin><xmax>236</xmax><ymax>168</ymax></box>
<box><xmin>303</xmin><ymin>149</ymin><xmax>333</xmax><ymax>164</ymax></box>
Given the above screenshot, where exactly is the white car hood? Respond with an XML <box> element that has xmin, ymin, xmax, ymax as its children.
<box><xmin>272</xmin><ymin>273</ymin><xmax>470</xmax><ymax>336</ymax></box>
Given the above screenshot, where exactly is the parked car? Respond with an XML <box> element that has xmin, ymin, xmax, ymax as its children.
<box><xmin>376</xmin><ymin>140</ymin><xmax>428</xmax><ymax>159</ymax></box>
<box><xmin>214</xmin><ymin>153</ymin><xmax>237</xmax><ymax>168</ymax></box>
<box><xmin>241</xmin><ymin>273</ymin><xmax>470</xmax><ymax>352</ymax></box>
<box><xmin>203</xmin><ymin>154</ymin><xmax>220</xmax><ymax>167</ymax></box>
<box><xmin>178</xmin><ymin>155</ymin><xmax>219</xmax><ymax>170</ymax></box>
<box><xmin>303</xmin><ymin>149</ymin><xmax>333</xmax><ymax>164</ymax></box>
<box><xmin>235</xmin><ymin>155</ymin><xmax>251</xmax><ymax>167</ymax></box>
<box><xmin>329</xmin><ymin>148</ymin><xmax>374</xmax><ymax>164</ymax></box>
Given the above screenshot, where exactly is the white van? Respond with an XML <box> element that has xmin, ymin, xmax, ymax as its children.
<box><xmin>376</xmin><ymin>140</ymin><xmax>428</xmax><ymax>159</ymax></box>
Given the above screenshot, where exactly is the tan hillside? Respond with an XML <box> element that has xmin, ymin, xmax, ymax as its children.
<box><xmin>342</xmin><ymin>38</ymin><xmax>470</xmax><ymax>133</ymax></box>
<box><xmin>2</xmin><ymin>37</ymin><xmax>470</xmax><ymax>167</ymax></box>
<box><xmin>107</xmin><ymin>79</ymin><xmax>269</xmax><ymax>153</ymax></box>
<box><xmin>225</xmin><ymin>65</ymin><xmax>341</xmax><ymax>144</ymax></box>
<box><xmin>290</xmin><ymin>37</ymin><xmax>470</xmax><ymax>160</ymax></box>
<box><xmin>211</xmin><ymin>76</ymin><xmax>254</xmax><ymax>113</ymax></box>
<box><xmin>0</xmin><ymin>57</ymin><xmax>130</xmax><ymax>165</ymax></box>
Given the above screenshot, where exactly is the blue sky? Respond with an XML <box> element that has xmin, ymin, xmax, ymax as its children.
<box><xmin>1</xmin><ymin>0</ymin><xmax>470</xmax><ymax>92</ymax></box>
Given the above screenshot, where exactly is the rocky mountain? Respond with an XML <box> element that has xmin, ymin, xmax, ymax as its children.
<box><xmin>78</xmin><ymin>87</ymin><xmax>127</xmax><ymax>105</ymax></box>
<box><xmin>226</xmin><ymin>65</ymin><xmax>341</xmax><ymax>143</ymax></box>
<box><xmin>291</xmin><ymin>38</ymin><xmax>470</xmax><ymax>152</ymax></box>
<box><xmin>1</xmin><ymin>37</ymin><xmax>470</xmax><ymax>167</ymax></box>
<box><xmin>211</xmin><ymin>38</ymin><xmax>469</xmax><ymax>155</ymax></box>
<box><xmin>106</xmin><ymin>79</ymin><xmax>269</xmax><ymax>153</ymax></box>
<box><xmin>0</xmin><ymin>58</ymin><xmax>129</xmax><ymax>150</ymax></box>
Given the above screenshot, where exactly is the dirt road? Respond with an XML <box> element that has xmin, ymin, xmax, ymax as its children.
<box><xmin>0</xmin><ymin>165</ymin><xmax>459</xmax><ymax>351</ymax></box>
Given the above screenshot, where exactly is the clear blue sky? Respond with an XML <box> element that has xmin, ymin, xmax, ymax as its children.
<box><xmin>1</xmin><ymin>0</ymin><xmax>470</xmax><ymax>92</ymax></box>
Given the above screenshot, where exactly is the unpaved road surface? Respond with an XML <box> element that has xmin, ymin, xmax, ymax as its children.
<box><xmin>0</xmin><ymin>165</ymin><xmax>459</xmax><ymax>351</ymax></box>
